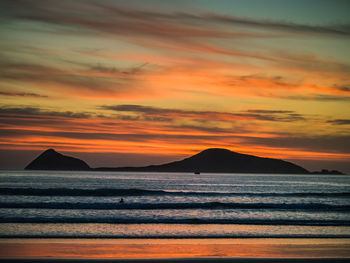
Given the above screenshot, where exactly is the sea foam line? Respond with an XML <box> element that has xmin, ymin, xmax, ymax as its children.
<box><xmin>1</xmin><ymin>188</ymin><xmax>349</xmax><ymax>197</ymax></box>
<box><xmin>1</xmin><ymin>217</ymin><xmax>349</xmax><ymax>226</ymax></box>
<box><xmin>1</xmin><ymin>201</ymin><xmax>349</xmax><ymax>211</ymax></box>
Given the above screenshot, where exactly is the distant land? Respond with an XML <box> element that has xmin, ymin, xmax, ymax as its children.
<box><xmin>25</xmin><ymin>148</ymin><xmax>344</xmax><ymax>174</ymax></box>
<box><xmin>25</xmin><ymin>149</ymin><xmax>90</xmax><ymax>171</ymax></box>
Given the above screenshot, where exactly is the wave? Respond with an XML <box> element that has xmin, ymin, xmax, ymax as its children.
<box><xmin>1</xmin><ymin>187</ymin><xmax>349</xmax><ymax>197</ymax></box>
<box><xmin>1</xmin><ymin>201</ymin><xmax>349</xmax><ymax>211</ymax></box>
<box><xmin>0</xmin><ymin>217</ymin><xmax>349</xmax><ymax>226</ymax></box>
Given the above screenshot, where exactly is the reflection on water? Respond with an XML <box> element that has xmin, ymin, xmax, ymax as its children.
<box><xmin>0</xmin><ymin>238</ymin><xmax>350</xmax><ymax>258</ymax></box>
<box><xmin>1</xmin><ymin>223</ymin><xmax>350</xmax><ymax>238</ymax></box>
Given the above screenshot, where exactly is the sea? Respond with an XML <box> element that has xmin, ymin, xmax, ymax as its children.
<box><xmin>0</xmin><ymin>170</ymin><xmax>349</xmax><ymax>239</ymax></box>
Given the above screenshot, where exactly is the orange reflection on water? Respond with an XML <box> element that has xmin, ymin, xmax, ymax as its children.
<box><xmin>0</xmin><ymin>239</ymin><xmax>350</xmax><ymax>259</ymax></box>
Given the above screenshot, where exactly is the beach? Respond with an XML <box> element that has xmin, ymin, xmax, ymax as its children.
<box><xmin>1</xmin><ymin>171</ymin><xmax>349</xmax><ymax>262</ymax></box>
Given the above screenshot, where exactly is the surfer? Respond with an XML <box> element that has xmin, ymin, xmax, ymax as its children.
<box><xmin>119</xmin><ymin>198</ymin><xmax>124</xmax><ymax>203</ymax></box>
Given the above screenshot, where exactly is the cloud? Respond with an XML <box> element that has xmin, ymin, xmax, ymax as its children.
<box><xmin>286</xmin><ymin>94</ymin><xmax>350</xmax><ymax>101</ymax></box>
<box><xmin>4</xmin><ymin>0</ymin><xmax>348</xmax><ymax>39</ymax></box>
<box><xmin>273</xmin><ymin>52</ymin><xmax>350</xmax><ymax>75</ymax></box>
<box><xmin>1</xmin><ymin>1</ymin><xmax>270</xmax><ymax>39</ymax></box>
<box><xmin>246</xmin><ymin>109</ymin><xmax>294</xmax><ymax>114</ymax></box>
<box><xmin>0</xmin><ymin>128</ymin><xmax>231</xmax><ymax>143</ymax></box>
<box><xmin>0</xmin><ymin>62</ymin><xmax>114</xmax><ymax>92</ymax></box>
<box><xmin>335</xmin><ymin>86</ymin><xmax>350</xmax><ymax>92</ymax></box>
<box><xmin>243</xmin><ymin>135</ymin><xmax>350</xmax><ymax>154</ymax></box>
<box><xmin>203</xmin><ymin>13</ymin><xmax>350</xmax><ymax>37</ymax></box>
<box><xmin>102</xmin><ymin>104</ymin><xmax>186</xmax><ymax>115</ymax></box>
<box><xmin>2</xmin><ymin>0</ymin><xmax>350</xmax><ymax>102</ymax></box>
<box><xmin>225</xmin><ymin>75</ymin><xmax>350</xmax><ymax>100</ymax></box>
<box><xmin>164</xmin><ymin>124</ymin><xmax>242</xmax><ymax>135</ymax></box>
<box><xmin>0</xmin><ymin>106</ymin><xmax>92</xmax><ymax>119</ymax></box>
<box><xmin>0</xmin><ymin>105</ymin><xmax>306</xmax><ymax>139</ymax></box>
<box><xmin>0</xmin><ymin>105</ymin><xmax>349</xmax><ymax>164</ymax></box>
<box><xmin>3</xmin><ymin>0</ymin><xmax>349</xmax><ymax>68</ymax></box>
<box><xmin>0</xmin><ymin>59</ymin><xmax>154</xmax><ymax>99</ymax></box>
<box><xmin>89</xmin><ymin>63</ymin><xmax>149</xmax><ymax>75</ymax></box>
<box><xmin>101</xmin><ymin>104</ymin><xmax>306</xmax><ymax>122</ymax></box>
<box><xmin>327</xmin><ymin>119</ymin><xmax>350</xmax><ymax>125</ymax></box>
<box><xmin>1</xmin><ymin>113</ymin><xmax>349</xmax><ymax>160</ymax></box>
<box><xmin>0</xmin><ymin>91</ymin><xmax>48</xmax><ymax>98</ymax></box>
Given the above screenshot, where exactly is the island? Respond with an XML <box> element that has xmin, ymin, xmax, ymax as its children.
<box><xmin>26</xmin><ymin>148</ymin><xmax>312</xmax><ymax>174</ymax></box>
<box><xmin>311</xmin><ymin>169</ymin><xmax>344</xmax><ymax>175</ymax></box>
<box><xmin>25</xmin><ymin>149</ymin><xmax>91</xmax><ymax>171</ymax></box>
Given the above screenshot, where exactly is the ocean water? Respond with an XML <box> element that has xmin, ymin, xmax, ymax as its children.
<box><xmin>0</xmin><ymin>170</ymin><xmax>349</xmax><ymax>238</ymax></box>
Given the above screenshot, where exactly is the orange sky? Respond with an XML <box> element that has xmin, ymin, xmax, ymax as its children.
<box><xmin>0</xmin><ymin>0</ymin><xmax>350</xmax><ymax>172</ymax></box>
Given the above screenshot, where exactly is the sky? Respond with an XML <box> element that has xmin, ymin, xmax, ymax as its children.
<box><xmin>0</xmin><ymin>0</ymin><xmax>350</xmax><ymax>173</ymax></box>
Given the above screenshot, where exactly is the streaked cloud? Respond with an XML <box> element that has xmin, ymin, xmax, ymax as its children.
<box><xmin>244</xmin><ymin>135</ymin><xmax>350</xmax><ymax>154</ymax></box>
<box><xmin>327</xmin><ymin>119</ymin><xmax>350</xmax><ymax>125</ymax></box>
<box><xmin>0</xmin><ymin>105</ymin><xmax>349</xmax><ymax>162</ymax></box>
<box><xmin>203</xmin><ymin>13</ymin><xmax>350</xmax><ymax>37</ymax></box>
<box><xmin>101</xmin><ymin>104</ymin><xmax>306</xmax><ymax>122</ymax></box>
<box><xmin>2</xmin><ymin>0</ymin><xmax>349</xmax><ymax>39</ymax></box>
<box><xmin>286</xmin><ymin>94</ymin><xmax>350</xmax><ymax>101</ymax></box>
<box><xmin>0</xmin><ymin>106</ymin><xmax>92</xmax><ymax>119</ymax></box>
<box><xmin>0</xmin><ymin>59</ymin><xmax>155</xmax><ymax>99</ymax></box>
<box><xmin>0</xmin><ymin>91</ymin><xmax>48</xmax><ymax>98</ymax></box>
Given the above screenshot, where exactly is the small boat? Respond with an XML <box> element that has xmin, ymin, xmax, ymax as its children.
<box><xmin>194</xmin><ymin>171</ymin><xmax>200</xmax><ymax>175</ymax></box>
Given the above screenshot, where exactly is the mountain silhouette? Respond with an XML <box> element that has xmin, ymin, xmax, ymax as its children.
<box><xmin>25</xmin><ymin>149</ymin><xmax>90</xmax><ymax>171</ymax></box>
<box><xmin>96</xmin><ymin>148</ymin><xmax>309</xmax><ymax>174</ymax></box>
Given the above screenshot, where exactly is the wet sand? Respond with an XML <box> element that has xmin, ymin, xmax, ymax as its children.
<box><xmin>0</xmin><ymin>258</ymin><xmax>350</xmax><ymax>263</ymax></box>
<box><xmin>0</xmin><ymin>238</ymin><xmax>349</xmax><ymax>262</ymax></box>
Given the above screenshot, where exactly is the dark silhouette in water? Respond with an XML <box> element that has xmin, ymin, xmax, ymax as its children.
<box><xmin>25</xmin><ymin>148</ymin><xmax>334</xmax><ymax>174</ymax></box>
<box><xmin>97</xmin><ymin>148</ymin><xmax>310</xmax><ymax>174</ymax></box>
<box><xmin>25</xmin><ymin>149</ymin><xmax>90</xmax><ymax>171</ymax></box>
<box><xmin>119</xmin><ymin>198</ymin><xmax>124</xmax><ymax>203</ymax></box>
<box><xmin>312</xmin><ymin>169</ymin><xmax>344</xmax><ymax>175</ymax></box>
<box><xmin>145</xmin><ymin>148</ymin><xmax>308</xmax><ymax>174</ymax></box>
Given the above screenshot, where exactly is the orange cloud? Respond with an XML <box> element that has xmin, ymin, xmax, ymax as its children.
<box><xmin>1</xmin><ymin>105</ymin><xmax>349</xmax><ymax>168</ymax></box>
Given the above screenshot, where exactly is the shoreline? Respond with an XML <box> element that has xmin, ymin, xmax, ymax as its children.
<box><xmin>1</xmin><ymin>235</ymin><xmax>350</xmax><ymax>239</ymax></box>
<box><xmin>1</xmin><ymin>257</ymin><xmax>350</xmax><ymax>263</ymax></box>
